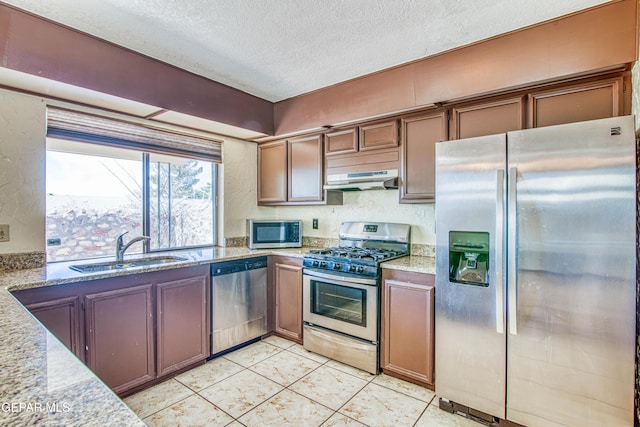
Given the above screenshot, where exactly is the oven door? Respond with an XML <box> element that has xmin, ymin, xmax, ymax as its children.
<box><xmin>302</xmin><ymin>269</ymin><xmax>378</xmax><ymax>342</ymax></box>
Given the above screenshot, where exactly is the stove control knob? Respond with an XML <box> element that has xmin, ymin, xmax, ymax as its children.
<box><xmin>319</xmin><ymin>261</ymin><xmax>327</xmax><ymax>268</ymax></box>
<box><xmin>356</xmin><ymin>266</ymin><xmax>365</xmax><ymax>273</ymax></box>
<box><xmin>349</xmin><ymin>265</ymin><xmax>357</xmax><ymax>272</ymax></box>
<box><xmin>334</xmin><ymin>263</ymin><xmax>342</xmax><ymax>270</ymax></box>
<box><xmin>312</xmin><ymin>260</ymin><xmax>319</xmax><ymax>267</ymax></box>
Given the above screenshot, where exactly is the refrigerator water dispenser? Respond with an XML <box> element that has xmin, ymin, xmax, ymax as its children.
<box><xmin>449</xmin><ymin>231</ymin><xmax>489</xmax><ymax>286</ymax></box>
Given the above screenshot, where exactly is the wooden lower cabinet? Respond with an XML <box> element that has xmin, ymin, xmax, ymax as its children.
<box><xmin>13</xmin><ymin>265</ymin><xmax>210</xmax><ymax>396</ymax></box>
<box><xmin>269</xmin><ymin>256</ymin><xmax>303</xmax><ymax>343</ymax></box>
<box><xmin>156</xmin><ymin>275</ymin><xmax>209</xmax><ymax>377</ymax></box>
<box><xmin>381</xmin><ymin>268</ymin><xmax>435</xmax><ymax>388</ymax></box>
<box><xmin>85</xmin><ymin>284</ymin><xmax>155</xmax><ymax>395</ymax></box>
<box><xmin>26</xmin><ymin>296</ymin><xmax>83</xmax><ymax>360</ymax></box>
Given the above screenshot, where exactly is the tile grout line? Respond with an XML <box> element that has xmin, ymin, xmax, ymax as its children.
<box><xmin>129</xmin><ymin>338</ymin><xmax>438</xmax><ymax>427</ymax></box>
<box><xmin>412</xmin><ymin>394</ymin><xmax>438</xmax><ymax>427</ymax></box>
<box><xmin>136</xmin><ymin>384</ymin><xmax>197</xmax><ymax>422</ymax></box>
<box><xmin>194</xmin><ymin>340</ymin><xmax>319</xmax><ymax>424</ymax></box>
<box><xmin>230</xmin><ymin>340</ymin><xmax>368</xmax><ymax>426</ymax></box>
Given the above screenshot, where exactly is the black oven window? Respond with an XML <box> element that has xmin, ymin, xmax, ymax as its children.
<box><xmin>310</xmin><ymin>280</ymin><xmax>366</xmax><ymax>327</ymax></box>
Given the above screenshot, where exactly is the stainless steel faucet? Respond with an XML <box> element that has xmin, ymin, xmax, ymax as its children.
<box><xmin>115</xmin><ymin>232</ymin><xmax>150</xmax><ymax>262</ymax></box>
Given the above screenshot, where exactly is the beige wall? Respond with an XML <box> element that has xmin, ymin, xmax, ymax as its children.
<box><xmin>270</xmin><ymin>192</ymin><xmax>435</xmax><ymax>245</ymax></box>
<box><xmin>220</xmin><ymin>138</ymin><xmax>275</xmax><ymax>240</ymax></box>
<box><xmin>0</xmin><ymin>89</ymin><xmax>46</xmax><ymax>254</ymax></box>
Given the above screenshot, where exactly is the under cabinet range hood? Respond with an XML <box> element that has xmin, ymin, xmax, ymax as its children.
<box><xmin>324</xmin><ymin>169</ymin><xmax>398</xmax><ymax>191</ymax></box>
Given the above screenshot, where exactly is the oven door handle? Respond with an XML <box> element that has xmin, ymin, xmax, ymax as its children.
<box><xmin>302</xmin><ymin>268</ymin><xmax>377</xmax><ymax>286</ymax></box>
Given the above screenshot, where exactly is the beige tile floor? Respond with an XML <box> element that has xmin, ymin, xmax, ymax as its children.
<box><xmin>124</xmin><ymin>335</ymin><xmax>479</xmax><ymax>427</ymax></box>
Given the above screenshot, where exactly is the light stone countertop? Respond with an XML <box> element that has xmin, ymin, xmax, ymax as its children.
<box><xmin>381</xmin><ymin>254</ymin><xmax>436</xmax><ymax>274</ymax></box>
<box><xmin>0</xmin><ymin>247</ymin><xmax>430</xmax><ymax>425</ymax></box>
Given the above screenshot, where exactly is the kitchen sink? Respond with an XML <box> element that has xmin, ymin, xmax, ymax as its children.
<box><xmin>69</xmin><ymin>256</ymin><xmax>188</xmax><ymax>273</ymax></box>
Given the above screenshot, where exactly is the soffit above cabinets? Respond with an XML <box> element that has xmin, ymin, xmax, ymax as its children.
<box><xmin>3</xmin><ymin>0</ymin><xmax>609</xmax><ymax>102</ymax></box>
<box><xmin>0</xmin><ymin>67</ymin><xmax>267</xmax><ymax>141</ymax></box>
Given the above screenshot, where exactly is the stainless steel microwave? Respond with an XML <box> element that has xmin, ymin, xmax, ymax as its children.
<box><xmin>247</xmin><ymin>219</ymin><xmax>302</xmax><ymax>249</ymax></box>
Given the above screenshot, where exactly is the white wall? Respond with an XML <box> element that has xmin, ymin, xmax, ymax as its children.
<box><xmin>0</xmin><ymin>89</ymin><xmax>46</xmax><ymax>254</ymax></box>
<box><xmin>272</xmin><ymin>192</ymin><xmax>435</xmax><ymax>245</ymax></box>
<box><xmin>220</xmin><ymin>137</ymin><xmax>275</xmax><ymax>240</ymax></box>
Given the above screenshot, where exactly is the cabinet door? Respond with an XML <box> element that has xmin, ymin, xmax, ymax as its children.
<box><xmin>288</xmin><ymin>134</ymin><xmax>323</xmax><ymax>202</ymax></box>
<box><xmin>528</xmin><ymin>77</ymin><xmax>623</xmax><ymax>128</ymax></box>
<box><xmin>382</xmin><ymin>278</ymin><xmax>435</xmax><ymax>386</ymax></box>
<box><xmin>399</xmin><ymin>111</ymin><xmax>447</xmax><ymax>203</ymax></box>
<box><xmin>360</xmin><ymin>120</ymin><xmax>398</xmax><ymax>151</ymax></box>
<box><xmin>325</xmin><ymin>128</ymin><xmax>357</xmax><ymax>155</ymax></box>
<box><xmin>85</xmin><ymin>284</ymin><xmax>154</xmax><ymax>395</ymax></box>
<box><xmin>258</xmin><ymin>140</ymin><xmax>287</xmax><ymax>204</ymax></box>
<box><xmin>451</xmin><ymin>96</ymin><xmax>525</xmax><ymax>139</ymax></box>
<box><xmin>274</xmin><ymin>261</ymin><xmax>303</xmax><ymax>343</ymax></box>
<box><xmin>156</xmin><ymin>275</ymin><xmax>209</xmax><ymax>377</ymax></box>
<box><xmin>27</xmin><ymin>296</ymin><xmax>83</xmax><ymax>361</ymax></box>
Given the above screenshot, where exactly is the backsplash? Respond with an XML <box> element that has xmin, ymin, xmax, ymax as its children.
<box><xmin>223</xmin><ymin>236</ymin><xmax>248</xmax><ymax>248</ymax></box>
<box><xmin>224</xmin><ymin>235</ymin><xmax>435</xmax><ymax>257</ymax></box>
<box><xmin>0</xmin><ymin>251</ymin><xmax>46</xmax><ymax>271</ymax></box>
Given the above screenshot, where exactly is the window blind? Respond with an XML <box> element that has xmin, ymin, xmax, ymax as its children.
<box><xmin>46</xmin><ymin>107</ymin><xmax>222</xmax><ymax>163</ymax></box>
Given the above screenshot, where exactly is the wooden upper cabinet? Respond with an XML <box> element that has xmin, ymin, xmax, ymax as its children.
<box><xmin>325</xmin><ymin>128</ymin><xmax>357</xmax><ymax>155</ymax></box>
<box><xmin>288</xmin><ymin>134</ymin><xmax>324</xmax><ymax>202</ymax></box>
<box><xmin>359</xmin><ymin>120</ymin><xmax>398</xmax><ymax>151</ymax></box>
<box><xmin>257</xmin><ymin>140</ymin><xmax>287</xmax><ymax>204</ymax></box>
<box><xmin>326</xmin><ymin>120</ymin><xmax>398</xmax><ymax>155</ymax></box>
<box><xmin>528</xmin><ymin>76</ymin><xmax>624</xmax><ymax>128</ymax></box>
<box><xmin>399</xmin><ymin>111</ymin><xmax>448</xmax><ymax>203</ymax></box>
<box><xmin>451</xmin><ymin>96</ymin><xmax>525</xmax><ymax>140</ymax></box>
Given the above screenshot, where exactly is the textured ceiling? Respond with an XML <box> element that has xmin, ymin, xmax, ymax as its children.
<box><xmin>4</xmin><ymin>0</ymin><xmax>609</xmax><ymax>102</ymax></box>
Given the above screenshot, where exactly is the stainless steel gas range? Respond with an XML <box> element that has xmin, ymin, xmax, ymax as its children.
<box><xmin>302</xmin><ymin>221</ymin><xmax>410</xmax><ymax>374</ymax></box>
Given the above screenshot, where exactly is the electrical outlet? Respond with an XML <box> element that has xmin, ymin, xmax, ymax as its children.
<box><xmin>0</xmin><ymin>224</ymin><xmax>9</xmax><ymax>242</ymax></box>
<box><xmin>312</xmin><ymin>218</ymin><xmax>318</xmax><ymax>229</ymax></box>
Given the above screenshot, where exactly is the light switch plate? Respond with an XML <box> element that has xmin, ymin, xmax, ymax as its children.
<box><xmin>0</xmin><ymin>224</ymin><xmax>9</xmax><ymax>242</ymax></box>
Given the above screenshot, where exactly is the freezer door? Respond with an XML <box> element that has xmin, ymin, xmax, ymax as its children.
<box><xmin>435</xmin><ymin>134</ymin><xmax>507</xmax><ymax>419</ymax></box>
<box><xmin>506</xmin><ymin>116</ymin><xmax>636</xmax><ymax>426</ymax></box>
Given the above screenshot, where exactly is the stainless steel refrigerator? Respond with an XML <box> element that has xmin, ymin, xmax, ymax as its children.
<box><xmin>434</xmin><ymin>116</ymin><xmax>637</xmax><ymax>426</ymax></box>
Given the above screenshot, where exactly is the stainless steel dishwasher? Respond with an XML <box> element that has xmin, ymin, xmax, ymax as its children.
<box><xmin>210</xmin><ymin>256</ymin><xmax>268</xmax><ymax>357</ymax></box>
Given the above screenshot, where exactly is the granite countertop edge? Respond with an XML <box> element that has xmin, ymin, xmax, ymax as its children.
<box><xmin>0</xmin><ymin>247</ymin><xmax>434</xmax><ymax>425</ymax></box>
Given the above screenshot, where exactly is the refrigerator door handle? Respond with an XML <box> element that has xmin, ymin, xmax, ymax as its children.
<box><xmin>495</xmin><ymin>169</ymin><xmax>505</xmax><ymax>334</ymax></box>
<box><xmin>508</xmin><ymin>167</ymin><xmax>518</xmax><ymax>335</ymax></box>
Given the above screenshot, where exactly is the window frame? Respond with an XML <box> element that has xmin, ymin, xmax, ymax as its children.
<box><xmin>46</xmin><ymin>140</ymin><xmax>218</xmax><ymax>262</ymax></box>
<box><xmin>142</xmin><ymin>153</ymin><xmax>218</xmax><ymax>254</ymax></box>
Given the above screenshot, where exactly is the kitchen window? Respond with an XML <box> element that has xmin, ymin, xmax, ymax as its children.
<box><xmin>45</xmin><ymin>108</ymin><xmax>220</xmax><ymax>263</ymax></box>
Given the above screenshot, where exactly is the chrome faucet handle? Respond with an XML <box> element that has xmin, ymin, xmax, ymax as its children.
<box><xmin>116</xmin><ymin>231</ymin><xmax>129</xmax><ymax>244</ymax></box>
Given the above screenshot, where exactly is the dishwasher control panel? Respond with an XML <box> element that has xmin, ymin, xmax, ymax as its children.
<box><xmin>211</xmin><ymin>256</ymin><xmax>268</xmax><ymax>276</ymax></box>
